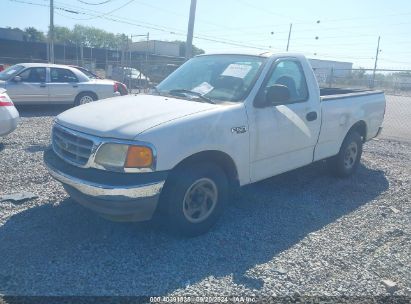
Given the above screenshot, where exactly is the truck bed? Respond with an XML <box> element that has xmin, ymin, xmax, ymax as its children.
<box><xmin>320</xmin><ymin>88</ymin><xmax>384</xmax><ymax>101</ymax></box>
<box><xmin>314</xmin><ymin>87</ymin><xmax>386</xmax><ymax>162</ymax></box>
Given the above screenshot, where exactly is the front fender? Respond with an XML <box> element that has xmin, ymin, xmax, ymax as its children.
<box><xmin>137</xmin><ymin>104</ymin><xmax>251</xmax><ymax>185</ymax></box>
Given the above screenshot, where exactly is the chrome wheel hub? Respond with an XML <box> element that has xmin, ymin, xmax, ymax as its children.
<box><xmin>80</xmin><ymin>95</ymin><xmax>94</xmax><ymax>104</ymax></box>
<box><xmin>344</xmin><ymin>142</ymin><xmax>358</xmax><ymax>169</ymax></box>
<box><xmin>183</xmin><ymin>178</ymin><xmax>218</xmax><ymax>223</ymax></box>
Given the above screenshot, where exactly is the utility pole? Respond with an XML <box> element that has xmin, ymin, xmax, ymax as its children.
<box><xmin>372</xmin><ymin>36</ymin><xmax>381</xmax><ymax>88</ymax></box>
<box><xmin>49</xmin><ymin>0</ymin><xmax>55</xmax><ymax>63</ymax></box>
<box><xmin>145</xmin><ymin>32</ymin><xmax>149</xmax><ymax>71</ymax></box>
<box><xmin>286</xmin><ymin>23</ymin><xmax>292</xmax><ymax>52</ymax></box>
<box><xmin>185</xmin><ymin>0</ymin><xmax>197</xmax><ymax>60</ymax></box>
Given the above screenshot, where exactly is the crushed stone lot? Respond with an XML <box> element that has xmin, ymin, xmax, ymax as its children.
<box><xmin>0</xmin><ymin>106</ymin><xmax>410</xmax><ymax>298</ymax></box>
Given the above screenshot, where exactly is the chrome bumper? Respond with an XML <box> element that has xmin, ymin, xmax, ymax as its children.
<box><xmin>47</xmin><ymin>162</ymin><xmax>164</xmax><ymax>200</ymax></box>
<box><xmin>44</xmin><ymin>148</ymin><xmax>166</xmax><ymax>221</ymax></box>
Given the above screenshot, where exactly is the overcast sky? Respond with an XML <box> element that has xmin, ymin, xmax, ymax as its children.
<box><xmin>3</xmin><ymin>0</ymin><xmax>411</xmax><ymax>69</ymax></box>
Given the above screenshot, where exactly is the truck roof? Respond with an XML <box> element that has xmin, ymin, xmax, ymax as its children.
<box><xmin>199</xmin><ymin>51</ymin><xmax>306</xmax><ymax>59</ymax></box>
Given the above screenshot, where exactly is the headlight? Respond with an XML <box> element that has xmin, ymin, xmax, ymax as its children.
<box><xmin>94</xmin><ymin>143</ymin><xmax>154</xmax><ymax>170</ymax></box>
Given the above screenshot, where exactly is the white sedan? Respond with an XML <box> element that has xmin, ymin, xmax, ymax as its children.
<box><xmin>0</xmin><ymin>63</ymin><xmax>121</xmax><ymax>106</ymax></box>
<box><xmin>0</xmin><ymin>89</ymin><xmax>19</xmax><ymax>136</ymax></box>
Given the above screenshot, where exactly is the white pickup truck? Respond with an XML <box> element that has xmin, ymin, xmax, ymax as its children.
<box><xmin>44</xmin><ymin>53</ymin><xmax>386</xmax><ymax>236</ymax></box>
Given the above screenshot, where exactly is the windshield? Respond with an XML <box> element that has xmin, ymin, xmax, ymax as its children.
<box><xmin>156</xmin><ymin>55</ymin><xmax>266</xmax><ymax>102</ymax></box>
<box><xmin>0</xmin><ymin>64</ymin><xmax>25</xmax><ymax>81</ymax></box>
<box><xmin>75</xmin><ymin>67</ymin><xmax>99</xmax><ymax>79</ymax></box>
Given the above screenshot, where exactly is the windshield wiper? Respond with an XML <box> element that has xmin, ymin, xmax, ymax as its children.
<box><xmin>168</xmin><ymin>89</ymin><xmax>215</xmax><ymax>104</ymax></box>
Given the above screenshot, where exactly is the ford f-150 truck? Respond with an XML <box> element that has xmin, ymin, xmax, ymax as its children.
<box><xmin>44</xmin><ymin>53</ymin><xmax>386</xmax><ymax>236</ymax></box>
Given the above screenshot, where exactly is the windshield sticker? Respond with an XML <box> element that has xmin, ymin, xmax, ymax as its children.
<box><xmin>192</xmin><ymin>82</ymin><xmax>214</xmax><ymax>95</ymax></box>
<box><xmin>221</xmin><ymin>63</ymin><xmax>253</xmax><ymax>79</ymax></box>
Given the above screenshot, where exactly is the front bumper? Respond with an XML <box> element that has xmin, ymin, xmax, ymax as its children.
<box><xmin>44</xmin><ymin>148</ymin><xmax>167</xmax><ymax>221</ymax></box>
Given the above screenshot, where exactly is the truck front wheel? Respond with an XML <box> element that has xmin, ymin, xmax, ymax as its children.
<box><xmin>161</xmin><ymin>163</ymin><xmax>229</xmax><ymax>237</ymax></box>
<box><xmin>330</xmin><ymin>131</ymin><xmax>363</xmax><ymax>177</ymax></box>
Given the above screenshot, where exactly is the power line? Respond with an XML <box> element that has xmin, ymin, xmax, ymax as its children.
<box><xmin>48</xmin><ymin>3</ymin><xmax>273</xmax><ymax>50</ymax></box>
<box><xmin>42</xmin><ymin>0</ymin><xmax>411</xmax><ymax>52</ymax></box>
<box><xmin>70</xmin><ymin>0</ymin><xmax>137</xmax><ymax>20</ymax></box>
<box><xmin>9</xmin><ymin>0</ymin><xmax>81</xmax><ymax>14</ymax></box>
<box><xmin>43</xmin><ymin>0</ymin><xmax>274</xmax><ymax>49</ymax></box>
<box><xmin>77</xmin><ymin>0</ymin><xmax>115</xmax><ymax>5</ymax></box>
<box><xmin>9</xmin><ymin>0</ymin><xmax>411</xmax><ymax>65</ymax></box>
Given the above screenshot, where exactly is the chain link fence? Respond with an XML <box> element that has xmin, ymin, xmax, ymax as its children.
<box><xmin>0</xmin><ymin>40</ymin><xmax>185</xmax><ymax>94</ymax></box>
<box><xmin>313</xmin><ymin>67</ymin><xmax>411</xmax><ymax>96</ymax></box>
<box><xmin>1</xmin><ymin>55</ymin><xmax>410</xmax><ymax>140</ymax></box>
<box><xmin>0</xmin><ymin>55</ymin><xmax>184</xmax><ymax>93</ymax></box>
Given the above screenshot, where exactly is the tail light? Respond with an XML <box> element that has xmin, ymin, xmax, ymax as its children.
<box><xmin>120</xmin><ymin>83</ymin><xmax>128</xmax><ymax>95</ymax></box>
<box><xmin>113</xmin><ymin>82</ymin><xmax>119</xmax><ymax>92</ymax></box>
<box><xmin>0</xmin><ymin>94</ymin><xmax>13</xmax><ymax>107</ymax></box>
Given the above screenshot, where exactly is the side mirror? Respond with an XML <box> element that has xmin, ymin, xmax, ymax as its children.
<box><xmin>13</xmin><ymin>76</ymin><xmax>22</xmax><ymax>82</ymax></box>
<box><xmin>266</xmin><ymin>84</ymin><xmax>290</xmax><ymax>105</ymax></box>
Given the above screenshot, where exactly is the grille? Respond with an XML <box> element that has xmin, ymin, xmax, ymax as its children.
<box><xmin>52</xmin><ymin>125</ymin><xmax>94</xmax><ymax>166</ymax></box>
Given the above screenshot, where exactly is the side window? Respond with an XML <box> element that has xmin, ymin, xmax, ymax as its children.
<box><xmin>18</xmin><ymin>68</ymin><xmax>46</xmax><ymax>83</ymax></box>
<box><xmin>263</xmin><ymin>60</ymin><xmax>309</xmax><ymax>103</ymax></box>
<box><xmin>50</xmin><ymin>68</ymin><xmax>78</xmax><ymax>83</ymax></box>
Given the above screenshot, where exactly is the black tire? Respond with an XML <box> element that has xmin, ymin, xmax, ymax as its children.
<box><xmin>74</xmin><ymin>92</ymin><xmax>97</xmax><ymax>106</ymax></box>
<box><xmin>330</xmin><ymin>131</ymin><xmax>363</xmax><ymax>177</ymax></box>
<box><xmin>160</xmin><ymin>163</ymin><xmax>229</xmax><ymax>237</ymax></box>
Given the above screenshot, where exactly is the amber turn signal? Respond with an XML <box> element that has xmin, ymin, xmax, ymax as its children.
<box><xmin>124</xmin><ymin>146</ymin><xmax>153</xmax><ymax>168</ymax></box>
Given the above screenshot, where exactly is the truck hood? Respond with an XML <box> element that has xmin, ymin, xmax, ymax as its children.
<box><xmin>56</xmin><ymin>94</ymin><xmax>216</xmax><ymax>140</ymax></box>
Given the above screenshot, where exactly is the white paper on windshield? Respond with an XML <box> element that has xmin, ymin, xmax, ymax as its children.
<box><xmin>221</xmin><ymin>64</ymin><xmax>252</xmax><ymax>79</ymax></box>
<box><xmin>192</xmin><ymin>82</ymin><xmax>214</xmax><ymax>95</ymax></box>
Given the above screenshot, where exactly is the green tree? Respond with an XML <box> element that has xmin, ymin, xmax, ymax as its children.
<box><xmin>23</xmin><ymin>27</ymin><xmax>46</xmax><ymax>42</ymax></box>
<box><xmin>63</xmin><ymin>25</ymin><xmax>130</xmax><ymax>48</ymax></box>
<box><xmin>175</xmin><ymin>41</ymin><xmax>205</xmax><ymax>57</ymax></box>
<box><xmin>351</xmin><ymin>67</ymin><xmax>366</xmax><ymax>79</ymax></box>
<box><xmin>54</xmin><ymin>26</ymin><xmax>74</xmax><ymax>44</ymax></box>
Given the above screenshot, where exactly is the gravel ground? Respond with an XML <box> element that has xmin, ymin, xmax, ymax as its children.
<box><xmin>0</xmin><ymin>106</ymin><xmax>410</xmax><ymax>299</ymax></box>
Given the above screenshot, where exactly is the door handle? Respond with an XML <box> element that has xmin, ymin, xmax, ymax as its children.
<box><xmin>72</xmin><ymin>84</ymin><xmax>78</xmax><ymax>88</ymax></box>
<box><xmin>306</xmin><ymin>111</ymin><xmax>318</xmax><ymax>121</ymax></box>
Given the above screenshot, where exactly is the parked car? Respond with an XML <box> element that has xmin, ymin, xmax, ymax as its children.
<box><xmin>0</xmin><ymin>89</ymin><xmax>19</xmax><ymax>136</ymax></box>
<box><xmin>112</xmin><ymin>66</ymin><xmax>150</xmax><ymax>89</ymax></box>
<box><xmin>70</xmin><ymin>65</ymin><xmax>128</xmax><ymax>96</ymax></box>
<box><xmin>0</xmin><ymin>64</ymin><xmax>5</xmax><ymax>72</ymax></box>
<box><xmin>0</xmin><ymin>63</ymin><xmax>122</xmax><ymax>106</ymax></box>
<box><xmin>44</xmin><ymin>53</ymin><xmax>386</xmax><ymax>236</ymax></box>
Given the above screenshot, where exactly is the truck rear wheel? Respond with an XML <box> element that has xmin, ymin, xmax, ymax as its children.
<box><xmin>330</xmin><ymin>131</ymin><xmax>363</xmax><ymax>177</ymax></box>
<box><xmin>161</xmin><ymin>163</ymin><xmax>229</xmax><ymax>237</ymax></box>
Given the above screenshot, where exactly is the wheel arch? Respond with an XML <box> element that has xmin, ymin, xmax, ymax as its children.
<box><xmin>347</xmin><ymin>120</ymin><xmax>367</xmax><ymax>142</ymax></box>
<box><xmin>171</xmin><ymin>150</ymin><xmax>240</xmax><ymax>188</ymax></box>
<box><xmin>156</xmin><ymin>150</ymin><xmax>240</xmax><ymax>217</ymax></box>
<box><xmin>75</xmin><ymin>91</ymin><xmax>98</xmax><ymax>104</ymax></box>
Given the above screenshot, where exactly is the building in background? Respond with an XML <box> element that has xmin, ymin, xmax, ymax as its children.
<box><xmin>131</xmin><ymin>40</ymin><xmax>180</xmax><ymax>58</ymax></box>
<box><xmin>0</xmin><ymin>27</ymin><xmax>25</xmax><ymax>41</ymax></box>
<box><xmin>309</xmin><ymin>58</ymin><xmax>353</xmax><ymax>84</ymax></box>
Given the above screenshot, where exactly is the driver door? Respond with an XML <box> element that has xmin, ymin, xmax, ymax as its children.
<box><xmin>248</xmin><ymin>58</ymin><xmax>321</xmax><ymax>182</ymax></box>
<box><xmin>6</xmin><ymin>67</ymin><xmax>49</xmax><ymax>104</ymax></box>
